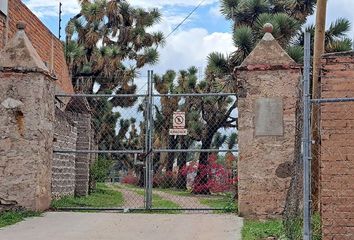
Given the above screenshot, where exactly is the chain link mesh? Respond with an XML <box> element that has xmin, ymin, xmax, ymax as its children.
<box><xmin>54</xmin><ymin>91</ymin><xmax>238</xmax><ymax>212</ymax></box>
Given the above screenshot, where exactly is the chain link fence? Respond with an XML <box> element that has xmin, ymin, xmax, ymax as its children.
<box><xmin>53</xmin><ymin>72</ymin><xmax>238</xmax><ymax>212</ymax></box>
<box><xmin>283</xmin><ymin>32</ymin><xmax>354</xmax><ymax>240</ymax></box>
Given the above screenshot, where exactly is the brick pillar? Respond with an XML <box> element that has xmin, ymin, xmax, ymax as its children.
<box><xmin>235</xmin><ymin>25</ymin><xmax>301</xmax><ymax>219</ymax></box>
<box><xmin>65</xmin><ymin>96</ymin><xmax>92</xmax><ymax>197</ymax></box>
<box><xmin>0</xmin><ymin>22</ymin><xmax>55</xmax><ymax>211</ymax></box>
<box><xmin>320</xmin><ymin>51</ymin><xmax>354</xmax><ymax>239</ymax></box>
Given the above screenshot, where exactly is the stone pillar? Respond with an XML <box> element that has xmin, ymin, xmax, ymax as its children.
<box><xmin>0</xmin><ymin>22</ymin><xmax>55</xmax><ymax>211</ymax></box>
<box><xmin>235</xmin><ymin>24</ymin><xmax>301</xmax><ymax>219</ymax></box>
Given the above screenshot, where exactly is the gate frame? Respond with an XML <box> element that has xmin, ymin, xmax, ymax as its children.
<box><xmin>54</xmin><ymin>70</ymin><xmax>238</xmax><ymax>212</ymax></box>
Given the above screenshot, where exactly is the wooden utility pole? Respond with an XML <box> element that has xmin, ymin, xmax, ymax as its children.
<box><xmin>312</xmin><ymin>0</ymin><xmax>327</xmax><ymax>212</ymax></box>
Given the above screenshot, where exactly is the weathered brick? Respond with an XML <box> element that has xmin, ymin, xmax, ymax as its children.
<box><xmin>320</xmin><ymin>51</ymin><xmax>354</xmax><ymax>240</ymax></box>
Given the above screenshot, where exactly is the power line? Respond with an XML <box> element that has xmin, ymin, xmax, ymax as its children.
<box><xmin>165</xmin><ymin>0</ymin><xmax>206</xmax><ymax>39</ymax></box>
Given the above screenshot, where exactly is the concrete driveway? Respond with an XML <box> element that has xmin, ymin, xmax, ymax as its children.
<box><xmin>0</xmin><ymin>212</ymin><xmax>243</xmax><ymax>240</ymax></box>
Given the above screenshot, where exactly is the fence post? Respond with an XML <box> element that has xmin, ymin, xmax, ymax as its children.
<box><xmin>148</xmin><ymin>70</ymin><xmax>154</xmax><ymax>209</ymax></box>
<box><xmin>144</xmin><ymin>70</ymin><xmax>154</xmax><ymax>210</ymax></box>
<box><xmin>145</xmin><ymin>70</ymin><xmax>151</xmax><ymax>209</ymax></box>
<box><xmin>303</xmin><ymin>31</ymin><xmax>312</xmax><ymax>240</ymax></box>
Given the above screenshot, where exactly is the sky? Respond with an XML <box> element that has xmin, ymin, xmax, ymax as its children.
<box><xmin>23</xmin><ymin>0</ymin><xmax>354</xmax><ymax>92</ymax></box>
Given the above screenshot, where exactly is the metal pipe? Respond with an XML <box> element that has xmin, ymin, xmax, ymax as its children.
<box><xmin>55</xmin><ymin>94</ymin><xmax>147</xmax><ymax>98</ymax></box>
<box><xmin>312</xmin><ymin>97</ymin><xmax>354</xmax><ymax>103</ymax></box>
<box><xmin>303</xmin><ymin>31</ymin><xmax>312</xmax><ymax>240</ymax></box>
<box><xmin>147</xmin><ymin>70</ymin><xmax>154</xmax><ymax>209</ymax></box>
<box><xmin>55</xmin><ymin>207</ymin><xmax>226</xmax><ymax>212</ymax></box>
<box><xmin>153</xmin><ymin>149</ymin><xmax>238</xmax><ymax>153</ymax></box>
<box><xmin>55</xmin><ymin>93</ymin><xmax>236</xmax><ymax>98</ymax></box>
<box><xmin>53</xmin><ymin>150</ymin><xmax>144</xmax><ymax>154</ymax></box>
<box><xmin>153</xmin><ymin>93</ymin><xmax>236</xmax><ymax>97</ymax></box>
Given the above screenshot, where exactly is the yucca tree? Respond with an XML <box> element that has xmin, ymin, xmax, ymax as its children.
<box><xmin>153</xmin><ymin>70</ymin><xmax>179</xmax><ymax>172</ymax></box>
<box><xmin>66</xmin><ymin>0</ymin><xmax>164</xmax><ymax>99</ymax></box>
<box><xmin>189</xmin><ymin>53</ymin><xmax>237</xmax><ymax>194</ymax></box>
<box><xmin>220</xmin><ymin>0</ymin><xmax>317</xmax><ymax>66</ymax></box>
<box><xmin>65</xmin><ymin>1</ymin><xmax>164</xmax><ymax>165</ymax></box>
<box><xmin>288</xmin><ymin>18</ymin><xmax>353</xmax><ymax>62</ymax></box>
<box><xmin>221</xmin><ymin>0</ymin><xmax>352</xmax><ymax>65</ymax></box>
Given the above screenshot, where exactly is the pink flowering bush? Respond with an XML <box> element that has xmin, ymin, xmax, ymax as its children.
<box><xmin>180</xmin><ymin>154</ymin><xmax>237</xmax><ymax>194</ymax></box>
<box><xmin>121</xmin><ymin>173</ymin><xmax>139</xmax><ymax>186</ymax></box>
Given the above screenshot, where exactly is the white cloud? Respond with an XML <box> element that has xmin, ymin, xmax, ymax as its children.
<box><xmin>23</xmin><ymin>0</ymin><xmax>218</xmax><ymax>17</ymax></box>
<box><xmin>23</xmin><ymin>0</ymin><xmax>80</xmax><ymax>17</ymax></box>
<box><xmin>209</xmin><ymin>4</ymin><xmax>222</xmax><ymax>19</ymax></box>
<box><xmin>130</xmin><ymin>0</ymin><xmax>218</xmax><ymax>8</ymax></box>
<box><xmin>146</xmin><ymin>28</ymin><xmax>236</xmax><ymax>75</ymax></box>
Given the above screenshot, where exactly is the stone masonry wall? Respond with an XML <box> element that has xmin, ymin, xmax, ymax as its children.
<box><xmin>0</xmin><ymin>72</ymin><xmax>55</xmax><ymax>211</ymax></box>
<box><xmin>237</xmin><ymin>69</ymin><xmax>300</xmax><ymax>219</ymax></box>
<box><xmin>52</xmin><ymin>108</ymin><xmax>77</xmax><ymax>198</ymax></box>
<box><xmin>0</xmin><ymin>0</ymin><xmax>73</xmax><ymax>93</ymax></box>
<box><xmin>236</xmin><ymin>30</ymin><xmax>301</xmax><ymax>219</ymax></box>
<box><xmin>320</xmin><ymin>51</ymin><xmax>354</xmax><ymax>240</ymax></box>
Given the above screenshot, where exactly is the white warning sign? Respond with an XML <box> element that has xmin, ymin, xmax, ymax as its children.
<box><xmin>170</xmin><ymin>111</ymin><xmax>187</xmax><ymax>135</ymax></box>
<box><xmin>173</xmin><ymin>111</ymin><xmax>186</xmax><ymax>129</ymax></box>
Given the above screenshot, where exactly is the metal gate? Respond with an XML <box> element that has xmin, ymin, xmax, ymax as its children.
<box><xmin>54</xmin><ymin>70</ymin><xmax>238</xmax><ymax>212</ymax></box>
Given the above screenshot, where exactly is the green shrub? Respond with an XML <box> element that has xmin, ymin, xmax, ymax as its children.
<box><xmin>90</xmin><ymin>157</ymin><xmax>113</xmax><ymax>183</ymax></box>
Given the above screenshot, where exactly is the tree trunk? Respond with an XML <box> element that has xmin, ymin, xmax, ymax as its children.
<box><xmin>193</xmin><ymin>129</ymin><xmax>215</xmax><ymax>194</ymax></box>
<box><xmin>137</xmin><ymin>165</ymin><xmax>145</xmax><ymax>187</ymax></box>
<box><xmin>166</xmin><ymin>136</ymin><xmax>178</xmax><ymax>172</ymax></box>
<box><xmin>158</xmin><ymin>130</ymin><xmax>169</xmax><ymax>173</ymax></box>
<box><xmin>176</xmin><ymin>137</ymin><xmax>190</xmax><ymax>189</ymax></box>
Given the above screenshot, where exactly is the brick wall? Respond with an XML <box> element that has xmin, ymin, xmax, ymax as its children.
<box><xmin>52</xmin><ymin>108</ymin><xmax>77</xmax><ymax>198</ymax></box>
<box><xmin>64</xmin><ymin>111</ymin><xmax>92</xmax><ymax>197</ymax></box>
<box><xmin>0</xmin><ymin>0</ymin><xmax>73</xmax><ymax>93</ymax></box>
<box><xmin>320</xmin><ymin>51</ymin><xmax>354</xmax><ymax>240</ymax></box>
<box><xmin>0</xmin><ymin>13</ymin><xmax>5</xmax><ymax>49</ymax></box>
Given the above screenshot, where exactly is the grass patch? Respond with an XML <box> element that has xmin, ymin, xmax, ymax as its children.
<box><xmin>242</xmin><ymin>219</ymin><xmax>283</xmax><ymax>240</ymax></box>
<box><xmin>158</xmin><ymin>188</ymin><xmax>192</xmax><ymax>197</ymax></box>
<box><xmin>0</xmin><ymin>210</ymin><xmax>41</xmax><ymax>228</ymax></box>
<box><xmin>152</xmin><ymin>194</ymin><xmax>180</xmax><ymax>209</ymax></box>
<box><xmin>51</xmin><ymin>183</ymin><xmax>123</xmax><ymax>208</ymax></box>
<box><xmin>242</xmin><ymin>213</ymin><xmax>322</xmax><ymax>240</ymax></box>
<box><xmin>199</xmin><ymin>193</ymin><xmax>237</xmax><ymax>213</ymax></box>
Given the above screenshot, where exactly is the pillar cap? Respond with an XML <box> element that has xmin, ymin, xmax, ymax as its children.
<box><xmin>263</xmin><ymin>23</ymin><xmax>273</xmax><ymax>33</ymax></box>
<box><xmin>16</xmin><ymin>21</ymin><xmax>27</xmax><ymax>30</ymax></box>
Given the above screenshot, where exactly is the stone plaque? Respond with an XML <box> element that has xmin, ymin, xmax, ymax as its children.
<box><xmin>255</xmin><ymin>98</ymin><xmax>283</xmax><ymax>136</ymax></box>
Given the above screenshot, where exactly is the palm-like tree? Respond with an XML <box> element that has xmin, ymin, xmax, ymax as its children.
<box><xmin>220</xmin><ymin>0</ymin><xmax>314</xmax><ymax>66</ymax></box>
<box><xmin>153</xmin><ymin>70</ymin><xmax>180</xmax><ymax>173</ymax></box>
<box><xmin>221</xmin><ymin>0</ymin><xmax>352</xmax><ymax>65</ymax></box>
<box><xmin>66</xmin><ymin>0</ymin><xmax>164</xmax><ymax>99</ymax></box>
<box><xmin>65</xmin><ymin>1</ymin><xmax>164</xmax><ymax>173</ymax></box>
<box><xmin>288</xmin><ymin>18</ymin><xmax>353</xmax><ymax>62</ymax></box>
<box><xmin>187</xmin><ymin>53</ymin><xmax>237</xmax><ymax>194</ymax></box>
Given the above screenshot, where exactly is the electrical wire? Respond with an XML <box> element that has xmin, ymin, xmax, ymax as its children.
<box><xmin>165</xmin><ymin>0</ymin><xmax>206</xmax><ymax>39</ymax></box>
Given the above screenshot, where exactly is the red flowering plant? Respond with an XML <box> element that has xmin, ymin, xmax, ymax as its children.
<box><xmin>180</xmin><ymin>154</ymin><xmax>237</xmax><ymax>194</ymax></box>
<box><xmin>121</xmin><ymin>173</ymin><xmax>139</xmax><ymax>186</ymax></box>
